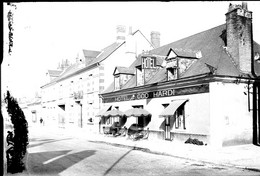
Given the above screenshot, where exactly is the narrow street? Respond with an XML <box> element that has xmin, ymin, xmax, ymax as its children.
<box><xmin>16</xmin><ymin>126</ymin><xmax>259</xmax><ymax>176</ymax></box>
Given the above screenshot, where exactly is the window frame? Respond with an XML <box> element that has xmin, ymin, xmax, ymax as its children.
<box><xmin>174</xmin><ymin>104</ymin><xmax>186</xmax><ymax>130</ymax></box>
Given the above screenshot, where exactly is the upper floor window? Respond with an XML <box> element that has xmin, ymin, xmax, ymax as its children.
<box><xmin>114</xmin><ymin>76</ymin><xmax>120</xmax><ymax>91</ymax></box>
<box><xmin>136</xmin><ymin>66</ymin><xmax>144</xmax><ymax>86</ymax></box>
<box><xmin>167</xmin><ymin>67</ymin><xmax>178</xmax><ymax>81</ymax></box>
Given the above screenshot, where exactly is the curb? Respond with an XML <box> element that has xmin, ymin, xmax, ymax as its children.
<box><xmin>89</xmin><ymin>139</ymin><xmax>260</xmax><ymax>173</ymax></box>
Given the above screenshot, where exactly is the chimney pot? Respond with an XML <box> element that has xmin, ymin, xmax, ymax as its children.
<box><xmin>151</xmin><ymin>31</ymin><xmax>160</xmax><ymax>48</ymax></box>
<box><xmin>116</xmin><ymin>25</ymin><xmax>126</xmax><ymax>42</ymax></box>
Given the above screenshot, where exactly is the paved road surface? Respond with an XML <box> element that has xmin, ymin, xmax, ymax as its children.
<box><xmin>5</xmin><ymin>126</ymin><xmax>260</xmax><ymax>176</ymax></box>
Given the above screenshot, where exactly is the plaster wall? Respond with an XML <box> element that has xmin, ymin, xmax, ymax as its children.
<box><xmin>209</xmin><ymin>82</ymin><xmax>253</xmax><ymax>147</ymax></box>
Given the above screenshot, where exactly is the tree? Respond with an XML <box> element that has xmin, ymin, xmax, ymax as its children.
<box><xmin>4</xmin><ymin>90</ymin><xmax>29</xmax><ymax>173</ymax></box>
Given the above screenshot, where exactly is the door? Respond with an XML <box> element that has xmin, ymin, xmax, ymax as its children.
<box><xmin>165</xmin><ymin>116</ymin><xmax>171</xmax><ymax>140</ymax></box>
<box><xmin>253</xmin><ymin>82</ymin><xmax>260</xmax><ymax>145</ymax></box>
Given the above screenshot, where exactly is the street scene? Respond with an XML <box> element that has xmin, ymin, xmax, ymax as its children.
<box><xmin>2</xmin><ymin>1</ymin><xmax>260</xmax><ymax>176</ymax></box>
<box><xmin>4</xmin><ymin>125</ymin><xmax>260</xmax><ymax>176</ymax></box>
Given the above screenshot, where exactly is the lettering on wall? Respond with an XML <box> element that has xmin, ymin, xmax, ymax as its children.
<box><xmin>103</xmin><ymin>84</ymin><xmax>209</xmax><ymax>103</ymax></box>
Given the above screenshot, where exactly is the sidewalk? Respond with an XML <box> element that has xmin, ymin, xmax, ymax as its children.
<box><xmin>34</xmin><ymin>126</ymin><xmax>260</xmax><ymax>172</ymax></box>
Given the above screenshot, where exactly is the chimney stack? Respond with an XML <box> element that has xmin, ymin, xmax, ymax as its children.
<box><xmin>225</xmin><ymin>2</ymin><xmax>253</xmax><ymax>74</ymax></box>
<box><xmin>151</xmin><ymin>31</ymin><xmax>160</xmax><ymax>48</ymax></box>
<box><xmin>116</xmin><ymin>25</ymin><xmax>126</xmax><ymax>43</ymax></box>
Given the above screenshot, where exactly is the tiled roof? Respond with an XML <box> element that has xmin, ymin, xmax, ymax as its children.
<box><xmin>42</xmin><ymin>42</ymin><xmax>125</xmax><ymax>88</ymax></box>
<box><xmin>83</xmin><ymin>49</ymin><xmax>101</xmax><ymax>58</ymax></box>
<box><xmin>48</xmin><ymin>70</ymin><xmax>62</xmax><ymax>77</ymax></box>
<box><xmin>168</xmin><ymin>48</ymin><xmax>200</xmax><ymax>59</ymax></box>
<box><xmin>102</xmin><ymin>24</ymin><xmax>260</xmax><ymax>94</ymax></box>
<box><xmin>83</xmin><ymin>49</ymin><xmax>101</xmax><ymax>65</ymax></box>
<box><xmin>58</xmin><ymin>63</ymin><xmax>82</xmax><ymax>79</ymax></box>
<box><xmin>114</xmin><ymin>66</ymin><xmax>135</xmax><ymax>75</ymax></box>
<box><xmin>87</xmin><ymin>42</ymin><xmax>124</xmax><ymax>66</ymax></box>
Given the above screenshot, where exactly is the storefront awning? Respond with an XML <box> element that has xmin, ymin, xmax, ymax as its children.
<box><xmin>95</xmin><ymin>105</ymin><xmax>112</xmax><ymax>117</ymax></box>
<box><xmin>159</xmin><ymin>99</ymin><xmax>188</xmax><ymax>117</ymax></box>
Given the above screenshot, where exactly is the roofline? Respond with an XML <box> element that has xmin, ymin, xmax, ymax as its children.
<box><xmin>97</xmin><ymin>42</ymin><xmax>126</xmax><ymax>64</ymax></box>
<box><xmin>100</xmin><ymin>74</ymin><xmax>259</xmax><ymax>97</ymax></box>
<box><xmin>41</xmin><ymin>42</ymin><xmax>125</xmax><ymax>88</ymax></box>
<box><xmin>133</xmin><ymin>30</ymin><xmax>155</xmax><ymax>49</ymax></box>
<box><xmin>57</xmin><ymin>62</ymin><xmax>100</xmax><ymax>83</ymax></box>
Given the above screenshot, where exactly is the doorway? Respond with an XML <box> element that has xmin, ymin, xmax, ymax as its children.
<box><xmin>253</xmin><ymin>82</ymin><xmax>260</xmax><ymax>146</ymax></box>
<box><xmin>165</xmin><ymin>116</ymin><xmax>171</xmax><ymax>140</ymax></box>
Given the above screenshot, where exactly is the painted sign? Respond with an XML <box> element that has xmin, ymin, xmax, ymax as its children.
<box><xmin>103</xmin><ymin>84</ymin><xmax>209</xmax><ymax>103</ymax></box>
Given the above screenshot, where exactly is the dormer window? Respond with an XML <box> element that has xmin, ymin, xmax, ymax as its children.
<box><xmin>165</xmin><ymin>48</ymin><xmax>200</xmax><ymax>81</ymax></box>
<box><xmin>113</xmin><ymin>66</ymin><xmax>134</xmax><ymax>91</ymax></box>
<box><xmin>166</xmin><ymin>59</ymin><xmax>178</xmax><ymax>81</ymax></box>
<box><xmin>136</xmin><ymin>66</ymin><xmax>144</xmax><ymax>86</ymax></box>
<box><xmin>167</xmin><ymin>67</ymin><xmax>178</xmax><ymax>81</ymax></box>
<box><xmin>114</xmin><ymin>75</ymin><xmax>120</xmax><ymax>91</ymax></box>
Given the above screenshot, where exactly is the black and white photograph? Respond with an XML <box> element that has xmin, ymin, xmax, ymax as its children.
<box><xmin>2</xmin><ymin>1</ymin><xmax>260</xmax><ymax>176</ymax></box>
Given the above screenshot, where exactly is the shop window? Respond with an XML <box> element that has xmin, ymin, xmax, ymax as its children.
<box><xmin>132</xmin><ymin>105</ymin><xmax>143</xmax><ymax>109</ymax></box>
<box><xmin>175</xmin><ymin>104</ymin><xmax>186</xmax><ymax>129</ymax></box>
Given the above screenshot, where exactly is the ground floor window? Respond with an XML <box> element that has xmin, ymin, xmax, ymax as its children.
<box><xmin>132</xmin><ymin>105</ymin><xmax>143</xmax><ymax>109</ymax></box>
<box><xmin>175</xmin><ymin>104</ymin><xmax>186</xmax><ymax>129</ymax></box>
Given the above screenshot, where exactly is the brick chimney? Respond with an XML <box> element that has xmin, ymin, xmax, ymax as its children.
<box><xmin>116</xmin><ymin>25</ymin><xmax>126</xmax><ymax>43</ymax></box>
<box><xmin>151</xmin><ymin>31</ymin><xmax>160</xmax><ymax>48</ymax></box>
<box><xmin>225</xmin><ymin>2</ymin><xmax>253</xmax><ymax>74</ymax></box>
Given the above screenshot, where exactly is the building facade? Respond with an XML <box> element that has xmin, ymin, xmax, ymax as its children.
<box><xmin>40</xmin><ymin>25</ymin><xmax>157</xmax><ymax>132</ymax></box>
<box><xmin>100</xmin><ymin>3</ymin><xmax>260</xmax><ymax>147</ymax></box>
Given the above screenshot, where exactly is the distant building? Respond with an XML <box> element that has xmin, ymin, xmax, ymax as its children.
<box><xmin>40</xmin><ymin>25</ymin><xmax>157</xmax><ymax>132</ymax></box>
<box><xmin>100</xmin><ymin>2</ymin><xmax>260</xmax><ymax>147</ymax></box>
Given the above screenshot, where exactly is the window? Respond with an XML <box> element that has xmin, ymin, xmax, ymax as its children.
<box><xmin>114</xmin><ymin>76</ymin><xmax>120</xmax><ymax>91</ymax></box>
<box><xmin>132</xmin><ymin>105</ymin><xmax>143</xmax><ymax>109</ymax></box>
<box><xmin>167</xmin><ymin>67</ymin><xmax>178</xmax><ymax>81</ymax></box>
<box><xmin>136</xmin><ymin>67</ymin><xmax>144</xmax><ymax>86</ymax></box>
<box><xmin>162</xmin><ymin>103</ymin><xmax>169</xmax><ymax>108</ymax></box>
<box><xmin>175</xmin><ymin>104</ymin><xmax>186</xmax><ymax>129</ymax></box>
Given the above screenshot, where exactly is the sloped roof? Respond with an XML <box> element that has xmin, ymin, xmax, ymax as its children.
<box><xmin>102</xmin><ymin>24</ymin><xmax>260</xmax><ymax>94</ymax></box>
<box><xmin>114</xmin><ymin>66</ymin><xmax>135</xmax><ymax>75</ymax></box>
<box><xmin>41</xmin><ymin>42</ymin><xmax>125</xmax><ymax>88</ymax></box>
<box><xmin>83</xmin><ymin>49</ymin><xmax>101</xmax><ymax>58</ymax></box>
<box><xmin>87</xmin><ymin>42</ymin><xmax>124</xmax><ymax>66</ymax></box>
<box><xmin>58</xmin><ymin>63</ymin><xmax>82</xmax><ymax>80</ymax></box>
<box><xmin>168</xmin><ymin>48</ymin><xmax>200</xmax><ymax>59</ymax></box>
<box><xmin>48</xmin><ymin>70</ymin><xmax>62</xmax><ymax>77</ymax></box>
<box><xmin>83</xmin><ymin>49</ymin><xmax>101</xmax><ymax>65</ymax></box>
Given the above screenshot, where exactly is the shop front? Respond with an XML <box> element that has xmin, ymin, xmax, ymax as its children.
<box><xmin>101</xmin><ymin>81</ymin><xmax>211</xmax><ymax>144</ymax></box>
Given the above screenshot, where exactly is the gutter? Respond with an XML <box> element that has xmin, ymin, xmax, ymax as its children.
<box><xmin>100</xmin><ymin>74</ymin><xmax>260</xmax><ymax>98</ymax></box>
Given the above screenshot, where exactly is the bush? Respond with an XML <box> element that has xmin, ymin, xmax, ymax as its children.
<box><xmin>185</xmin><ymin>137</ymin><xmax>204</xmax><ymax>145</ymax></box>
<box><xmin>5</xmin><ymin>91</ymin><xmax>29</xmax><ymax>173</ymax></box>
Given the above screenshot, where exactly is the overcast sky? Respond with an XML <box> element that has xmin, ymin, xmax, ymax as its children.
<box><xmin>2</xmin><ymin>1</ymin><xmax>260</xmax><ymax>99</ymax></box>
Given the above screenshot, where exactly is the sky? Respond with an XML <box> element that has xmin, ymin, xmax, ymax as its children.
<box><xmin>2</xmin><ymin>1</ymin><xmax>260</xmax><ymax>100</ymax></box>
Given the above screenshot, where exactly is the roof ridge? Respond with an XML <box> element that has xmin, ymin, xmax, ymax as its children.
<box><xmin>133</xmin><ymin>30</ymin><xmax>154</xmax><ymax>49</ymax></box>
<box><xmin>155</xmin><ymin>24</ymin><xmax>226</xmax><ymax>51</ymax></box>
